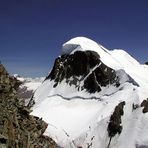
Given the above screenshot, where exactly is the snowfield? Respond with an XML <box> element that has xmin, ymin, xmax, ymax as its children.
<box><xmin>14</xmin><ymin>75</ymin><xmax>45</xmax><ymax>104</ymax></box>
<box><xmin>31</xmin><ymin>37</ymin><xmax>148</xmax><ymax>148</ymax></box>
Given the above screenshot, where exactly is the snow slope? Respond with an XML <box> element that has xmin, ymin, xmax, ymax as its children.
<box><xmin>31</xmin><ymin>37</ymin><xmax>148</xmax><ymax>148</ymax></box>
<box><xmin>62</xmin><ymin>37</ymin><xmax>121</xmax><ymax>70</ymax></box>
<box><xmin>14</xmin><ymin>75</ymin><xmax>45</xmax><ymax>104</ymax></box>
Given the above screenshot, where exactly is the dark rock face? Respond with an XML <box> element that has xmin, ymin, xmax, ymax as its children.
<box><xmin>145</xmin><ymin>62</ymin><xmax>148</xmax><ymax>65</ymax></box>
<box><xmin>46</xmin><ymin>51</ymin><xmax>119</xmax><ymax>93</ymax></box>
<box><xmin>0</xmin><ymin>64</ymin><xmax>56</xmax><ymax>148</ymax></box>
<box><xmin>141</xmin><ymin>99</ymin><xmax>148</xmax><ymax>113</ymax></box>
<box><xmin>107</xmin><ymin>101</ymin><xmax>125</xmax><ymax>138</ymax></box>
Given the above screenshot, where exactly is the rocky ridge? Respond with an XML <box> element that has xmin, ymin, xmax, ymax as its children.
<box><xmin>0</xmin><ymin>64</ymin><xmax>56</xmax><ymax>148</ymax></box>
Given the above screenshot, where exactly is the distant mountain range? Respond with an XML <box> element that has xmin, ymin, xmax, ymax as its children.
<box><xmin>14</xmin><ymin>74</ymin><xmax>44</xmax><ymax>105</ymax></box>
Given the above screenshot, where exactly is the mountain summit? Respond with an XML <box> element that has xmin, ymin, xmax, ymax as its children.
<box><xmin>30</xmin><ymin>37</ymin><xmax>148</xmax><ymax>148</ymax></box>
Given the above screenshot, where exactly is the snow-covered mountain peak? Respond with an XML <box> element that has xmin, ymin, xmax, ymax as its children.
<box><xmin>30</xmin><ymin>37</ymin><xmax>148</xmax><ymax>148</ymax></box>
<box><xmin>44</xmin><ymin>38</ymin><xmax>122</xmax><ymax>95</ymax></box>
<box><xmin>62</xmin><ymin>37</ymin><xmax>102</xmax><ymax>54</ymax></box>
<box><xmin>62</xmin><ymin>37</ymin><xmax>122</xmax><ymax>70</ymax></box>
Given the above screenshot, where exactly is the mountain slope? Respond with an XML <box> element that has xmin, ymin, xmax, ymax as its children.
<box><xmin>0</xmin><ymin>64</ymin><xmax>56</xmax><ymax>148</ymax></box>
<box><xmin>14</xmin><ymin>75</ymin><xmax>44</xmax><ymax>105</ymax></box>
<box><xmin>30</xmin><ymin>37</ymin><xmax>148</xmax><ymax>148</ymax></box>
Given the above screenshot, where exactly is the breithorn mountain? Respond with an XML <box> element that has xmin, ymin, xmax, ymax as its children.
<box><xmin>30</xmin><ymin>37</ymin><xmax>148</xmax><ymax>148</ymax></box>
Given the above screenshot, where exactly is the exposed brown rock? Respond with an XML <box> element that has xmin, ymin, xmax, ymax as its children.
<box><xmin>0</xmin><ymin>64</ymin><xmax>56</xmax><ymax>148</ymax></box>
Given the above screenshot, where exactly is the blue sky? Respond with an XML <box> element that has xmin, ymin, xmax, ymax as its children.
<box><xmin>0</xmin><ymin>0</ymin><xmax>148</xmax><ymax>77</ymax></box>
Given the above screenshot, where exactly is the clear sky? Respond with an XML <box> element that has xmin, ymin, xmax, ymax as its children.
<box><xmin>0</xmin><ymin>0</ymin><xmax>148</xmax><ymax>77</ymax></box>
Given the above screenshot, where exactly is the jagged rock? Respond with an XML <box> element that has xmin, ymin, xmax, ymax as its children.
<box><xmin>132</xmin><ymin>103</ymin><xmax>139</xmax><ymax>111</ymax></box>
<box><xmin>17</xmin><ymin>86</ymin><xmax>34</xmax><ymax>104</ymax></box>
<box><xmin>141</xmin><ymin>99</ymin><xmax>148</xmax><ymax>113</ymax></box>
<box><xmin>0</xmin><ymin>64</ymin><xmax>56</xmax><ymax>148</ymax></box>
<box><xmin>107</xmin><ymin>101</ymin><xmax>125</xmax><ymax>138</ymax></box>
<box><xmin>46</xmin><ymin>51</ymin><xmax>119</xmax><ymax>93</ymax></box>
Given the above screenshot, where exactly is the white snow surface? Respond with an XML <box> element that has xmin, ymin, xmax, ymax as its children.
<box><xmin>62</xmin><ymin>37</ymin><xmax>121</xmax><ymax>70</ymax></box>
<box><xmin>15</xmin><ymin>75</ymin><xmax>45</xmax><ymax>104</ymax></box>
<box><xmin>31</xmin><ymin>37</ymin><xmax>148</xmax><ymax>148</ymax></box>
<box><xmin>16</xmin><ymin>76</ymin><xmax>45</xmax><ymax>91</ymax></box>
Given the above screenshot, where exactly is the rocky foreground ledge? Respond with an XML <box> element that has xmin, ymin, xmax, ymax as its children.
<box><xmin>0</xmin><ymin>64</ymin><xmax>56</xmax><ymax>148</ymax></box>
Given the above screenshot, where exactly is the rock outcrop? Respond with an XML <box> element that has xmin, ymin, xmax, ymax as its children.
<box><xmin>46</xmin><ymin>50</ymin><xmax>119</xmax><ymax>93</ymax></box>
<box><xmin>0</xmin><ymin>64</ymin><xmax>56</xmax><ymax>148</ymax></box>
<box><xmin>107</xmin><ymin>101</ymin><xmax>125</xmax><ymax>146</ymax></box>
<box><xmin>141</xmin><ymin>99</ymin><xmax>148</xmax><ymax>113</ymax></box>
